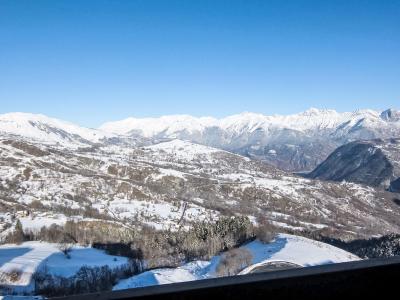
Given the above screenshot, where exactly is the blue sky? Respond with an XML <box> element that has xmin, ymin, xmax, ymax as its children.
<box><xmin>0</xmin><ymin>0</ymin><xmax>399</xmax><ymax>127</ymax></box>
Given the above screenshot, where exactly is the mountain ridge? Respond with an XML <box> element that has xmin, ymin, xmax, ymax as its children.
<box><xmin>98</xmin><ymin>107</ymin><xmax>400</xmax><ymax>171</ymax></box>
<box><xmin>306</xmin><ymin>138</ymin><xmax>400</xmax><ymax>192</ymax></box>
<box><xmin>100</xmin><ymin>108</ymin><xmax>395</xmax><ymax>135</ymax></box>
<box><xmin>1</xmin><ymin>108</ymin><xmax>399</xmax><ymax>171</ymax></box>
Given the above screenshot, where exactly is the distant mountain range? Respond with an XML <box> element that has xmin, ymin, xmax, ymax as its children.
<box><xmin>1</xmin><ymin>108</ymin><xmax>400</xmax><ymax>171</ymax></box>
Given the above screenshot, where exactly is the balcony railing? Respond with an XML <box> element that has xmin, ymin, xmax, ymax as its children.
<box><xmin>55</xmin><ymin>256</ymin><xmax>400</xmax><ymax>299</ymax></box>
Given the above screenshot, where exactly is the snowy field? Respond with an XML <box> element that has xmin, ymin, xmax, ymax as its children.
<box><xmin>113</xmin><ymin>233</ymin><xmax>359</xmax><ymax>290</ymax></box>
<box><xmin>0</xmin><ymin>242</ymin><xmax>128</xmax><ymax>295</ymax></box>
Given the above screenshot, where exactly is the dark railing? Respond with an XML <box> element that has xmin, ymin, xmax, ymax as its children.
<box><xmin>55</xmin><ymin>256</ymin><xmax>400</xmax><ymax>299</ymax></box>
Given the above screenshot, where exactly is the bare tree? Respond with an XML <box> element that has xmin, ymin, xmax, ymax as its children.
<box><xmin>216</xmin><ymin>248</ymin><xmax>253</xmax><ymax>277</ymax></box>
<box><xmin>255</xmin><ymin>215</ymin><xmax>277</xmax><ymax>243</ymax></box>
<box><xmin>58</xmin><ymin>242</ymin><xmax>73</xmax><ymax>259</ymax></box>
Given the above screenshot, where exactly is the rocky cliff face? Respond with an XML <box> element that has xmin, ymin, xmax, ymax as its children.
<box><xmin>307</xmin><ymin>139</ymin><xmax>400</xmax><ymax>191</ymax></box>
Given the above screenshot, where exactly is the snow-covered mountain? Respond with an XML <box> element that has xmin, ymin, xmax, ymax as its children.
<box><xmin>99</xmin><ymin>109</ymin><xmax>362</xmax><ymax>136</ymax></box>
<box><xmin>0</xmin><ymin>113</ymin><xmax>111</xmax><ymax>146</ymax></box>
<box><xmin>100</xmin><ymin>108</ymin><xmax>400</xmax><ymax>171</ymax></box>
<box><xmin>1</xmin><ymin>109</ymin><xmax>399</xmax><ymax>172</ymax></box>
<box><xmin>0</xmin><ymin>112</ymin><xmax>144</xmax><ymax>149</ymax></box>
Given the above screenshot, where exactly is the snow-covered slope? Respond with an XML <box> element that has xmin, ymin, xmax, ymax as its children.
<box><xmin>1</xmin><ymin>136</ymin><xmax>400</xmax><ymax>238</ymax></box>
<box><xmin>0</xmin><ymin>242</ymin><xmax>129</xmax><ymax>294</ymax></box>
<box><xmin>0</xmin><ymin>112</ymin><xmax>116</xmax><ymax>147</ymax></box>
<box><xmin>100</xmin><ymin>108</ymin><xmax>400</xmax><ymax>171</ymax></box>
<box><xmin>113</xmin><ymin>233</ymin><xmax>359</xmax><ymax>290</ymax></box>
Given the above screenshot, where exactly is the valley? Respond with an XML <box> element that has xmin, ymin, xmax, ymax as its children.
<box><xmin>0</xmin><ymin>109</ymin><xmax>399</xmax><ymax>297</ymax></box>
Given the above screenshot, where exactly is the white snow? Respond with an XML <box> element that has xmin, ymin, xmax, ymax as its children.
<box><xmin>113</xmin><ymin>233</ymin><xmax>359</xmax><ymax>290</ymax></box>
<box><xmin>100</xmin><ymin>115</ymin><xmax>218</xmax><ymax>137</ymax></box>
<box><xmin>239</xmin><ymin>234</ymin><xmax>357</xmax><ymax>271</ymax></box>
<box><xmin>100</xmin><ymin>108</ymin><xmax>400</xmax><ymax>137</ymax></box>
<box><xmin>1</xmin><ymin>109</ymin><xmax>399</xmax><ymax>154</ymax></box>
<box><xmin>0</xmin><ymin>112</ymin><xmax>115</xmax><ymax>147</ymax></box>
<box><xmin>1</xmin><ymin>109</ymin><xmax>399</xmax><ymax>149</ymax></box>
<box><xmin>146</xmin><ymin>139</ymin><xmax>220</xmax><ymax>160</ymax></box>
<box><xmin>18</xmin><ymin>214</ymin><xmax>67</xmax><ymax>231</ymax></box>
<box><xmin>0</xmin><ymin>242</ymin><xmax>129</xmax><ymax>294</ymax></box>
<box><xmin>103</xmin><ymin>198</ymin><xmax>219</xmax><ymax>230</ymax></box>
<box><xmin>112</xmin><ymin>263</ymin><xmax>204</xmax><ymax>289</ymax></box>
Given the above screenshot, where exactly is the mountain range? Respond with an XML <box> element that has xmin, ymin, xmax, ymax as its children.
<box><xmin>1</xmin><ymin>108</ymin><xmax>400</xmax><ymax>172</ymax></box>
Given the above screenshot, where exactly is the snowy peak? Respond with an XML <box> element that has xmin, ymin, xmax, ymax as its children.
<box><xmin>1</xmin><ymin>108</ymin><xmax>399</xmax><ymax>171</ymax></box>
<box><xmin>100</xmin><ymin>115</ymin><xmax>218</xmax><ymax>137</ymax></box>
<box><xmin>98</xmin><ymin>108</ymin><xmax>400</xmax><ymax>172</ymax></box>
<box><xmin>100</xmin><ymin>108</ymin><xmax>399</xmax><ymax>136</ymax></box>
<box><xmin>0</xmin><ymin>112</ymin><xmax>114</xmax><ymax>147</ymax></box>
<box><xmin>298</xmin><ymin>107</ymin><xmax>338</xmax><ymax>116</ymax></box>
